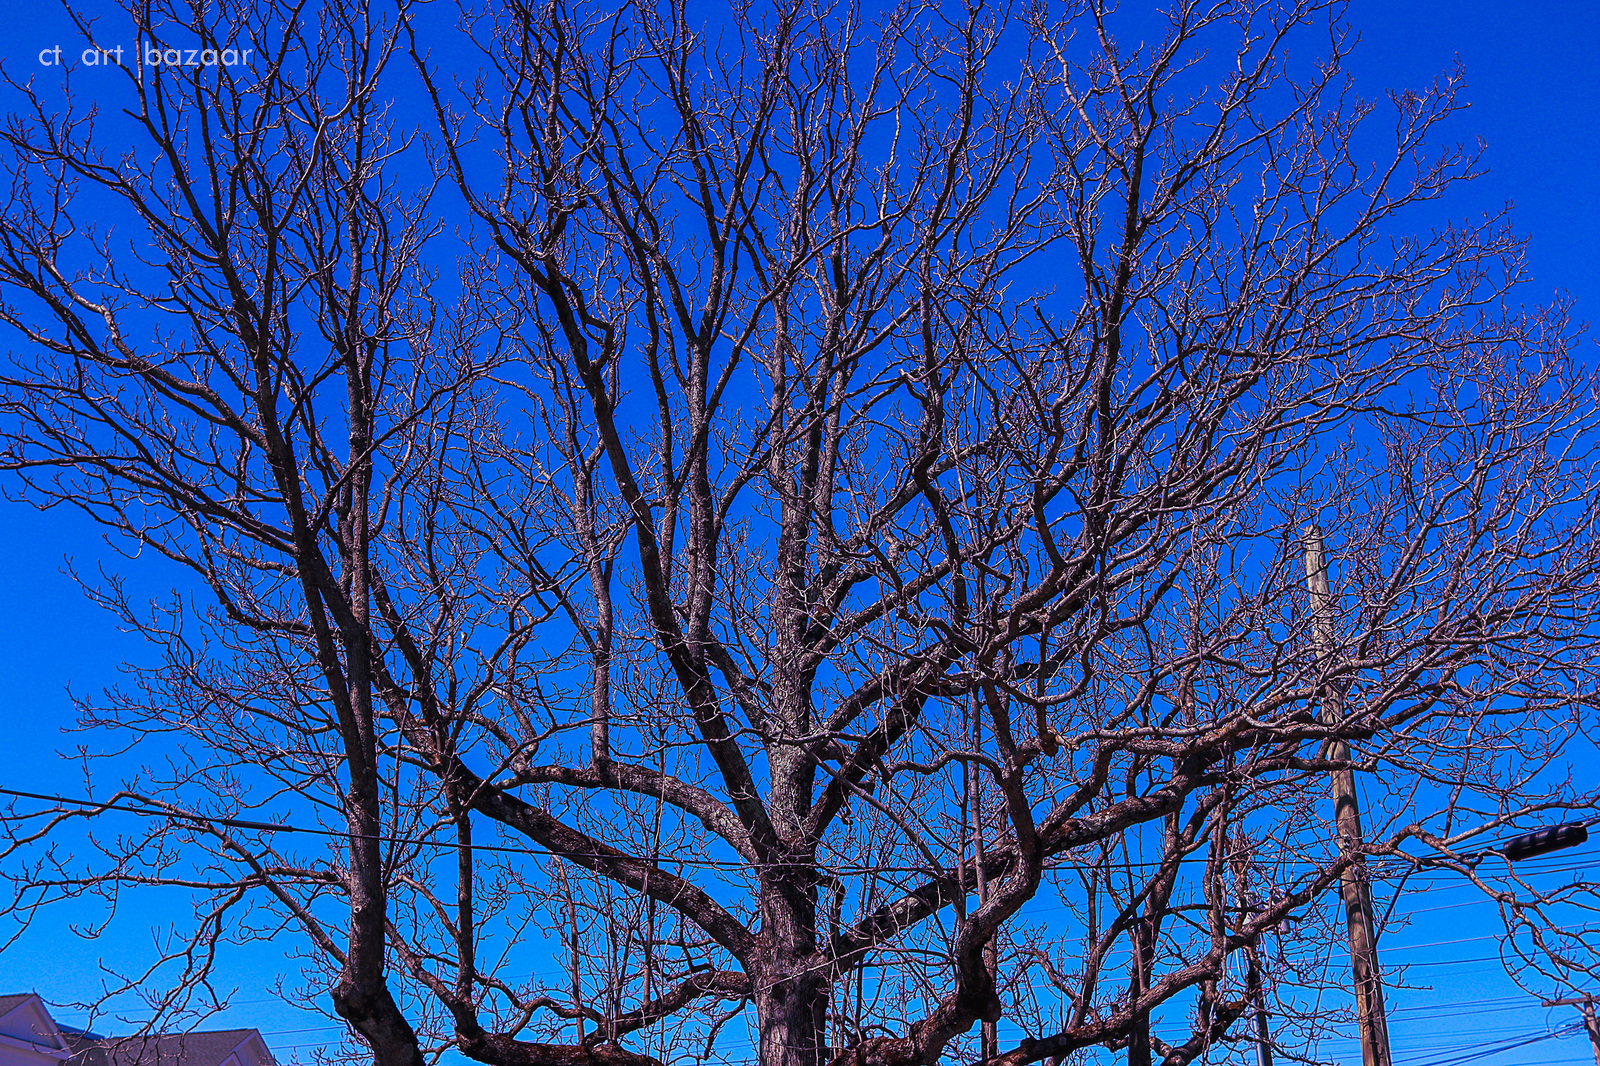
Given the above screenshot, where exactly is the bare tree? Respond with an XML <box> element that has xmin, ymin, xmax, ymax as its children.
<box><xmin>2</xmin><ymin>2</ymin><xmax>1598</xmax><ymax>1066</ymax></box>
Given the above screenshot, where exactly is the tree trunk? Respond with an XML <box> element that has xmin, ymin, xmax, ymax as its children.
<box><xmin>758</xmin><ymin>975</ymin><xmax>829</xmax><ymax>1066</ymax></box>
<box><xmin>758</xmin><ymin>872</ymin><xmax>828</xmax><ymax>1066</ymax></box>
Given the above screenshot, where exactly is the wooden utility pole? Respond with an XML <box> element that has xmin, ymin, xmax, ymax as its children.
<box><xmin>1243</xmin><ymin>932</ymin><xmax>1274</xmax><ymax>1066</ymax></box>
<box><xmin>1228</xmin><ymin>841</ymin><xmax>1274</xmax><ymax>1066</ymax></box>
<box><xmin>968</xmin><ymin>688</ymin><xmax>998</xmax><ymax>1062</ymax></box>
<box><xmin>1541</xmin><ymin>996</ymin><xmax>1600</xmax><ymax>1066</ymax></box>
<box><xmin>1304</xmin><ymin>527</ymin><xmax>1392</xmax><ymax>1066</ymax></box>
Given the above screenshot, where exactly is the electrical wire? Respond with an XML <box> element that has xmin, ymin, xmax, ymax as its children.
<box><xmin>1404</xmin><ymin>1019</ymin><xmax>1586</xmax><ymax>1066</ymax></box>
<box><xmin>8</xmin><ymin>784</ymin><xmax>1599</xmax><ymax>881</ymax></box>
<box><xmin>7</xmin><ymin>785</ymin><xmax>1596</xmax><ymax>1052</ymax></box>
<box><xmin>13</xmin><ymin>777</ymin><xmax>1595</xmax><ymax>995</ymax></box>
<box><xmin>0</xmin><ymin>785</ymin><xmax>783</xmax><ymax>871</ymax></box>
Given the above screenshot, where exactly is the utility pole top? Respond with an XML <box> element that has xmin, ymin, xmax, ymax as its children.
<box><xmin>1544</xmin><ymin>995</ymin><xmax>1600</xmax><ymax>1066</ymax></box>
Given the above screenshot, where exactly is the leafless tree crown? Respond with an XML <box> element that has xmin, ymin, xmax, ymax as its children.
<box><xmin>1</xmin><ymin>1</ymin><xmax>1597</xmax><ymax>1065</ymax></box>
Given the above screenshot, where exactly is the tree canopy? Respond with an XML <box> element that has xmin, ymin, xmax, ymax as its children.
<box><xmin>2</xmin><ymin>1</ymin><xmax>1597</xmax><ymax>1065</ymax></box>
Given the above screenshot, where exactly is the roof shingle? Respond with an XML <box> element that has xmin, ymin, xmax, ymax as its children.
<box><xmin>65</xmin><ymin>1030</ymin><xmax>263</xmax><ymax>1066</ymax></box>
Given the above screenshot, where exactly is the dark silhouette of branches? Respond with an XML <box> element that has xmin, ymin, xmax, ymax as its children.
<box><xmin>2</xmin><ymin>1</ymin><xmax>1597</xmax><ymax>1065</ymax></box>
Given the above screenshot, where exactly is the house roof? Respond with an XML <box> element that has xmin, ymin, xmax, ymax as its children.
<box><xmin>1</xmin><ymin>997</ymin><xmax>271</xmax><ymax>1066</ymax></box>
<box><xmin>0</xmin><ymin>996</ymin><xmax>38</xmax><ymax>1019</ymax></box>
<box><xmin>64</xmin><ymin>1030</ymin><xmax>265</xmax><ymax>1066</ymax></box>
<box><xmin>0</xmin><ymin>992</ymin><xmax>71</xmax><ymax>1054</ymax></box>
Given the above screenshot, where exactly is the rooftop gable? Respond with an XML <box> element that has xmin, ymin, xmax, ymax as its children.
<box><xmin>0</xmin><ymin>994</ymin><xmax>72</xmax><ymax>1059</ymax></box>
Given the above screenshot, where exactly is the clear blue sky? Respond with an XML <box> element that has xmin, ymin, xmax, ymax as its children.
<box><xmin>0</xmin><ymin>1</ymin><xmax>1595</xmax><ymax>1064</ymax></box>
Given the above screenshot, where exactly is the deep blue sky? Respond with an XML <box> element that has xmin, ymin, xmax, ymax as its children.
<box><xmin>0</xmin><ymin>1</ymin><xmax>1596</xmax><ymax>1064</ymax></box>
<box><xmin>1345</xmin><ymin>0</ymin><xmax>1598</xmax><ymax>323</ymax></box>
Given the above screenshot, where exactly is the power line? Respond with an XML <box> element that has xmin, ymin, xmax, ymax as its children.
<box><xmin>14</xmin><ymin>782</ymin><xmax>1596</xmax><ymax>990</ymax></box>
<box><xmin>10</xmin><ymin>784</ymin><xmax>1599</xmax><ymax>883</ymax></box>
<box><xmin>1405</xmin><ymin>1019</ymin><xmax>1585</xmax><ymax>1066</ymax></box>
<box><xmin>0</xmin><ymin>785</ymin><xmax>785</xmax><ymax>871</ymax></box>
